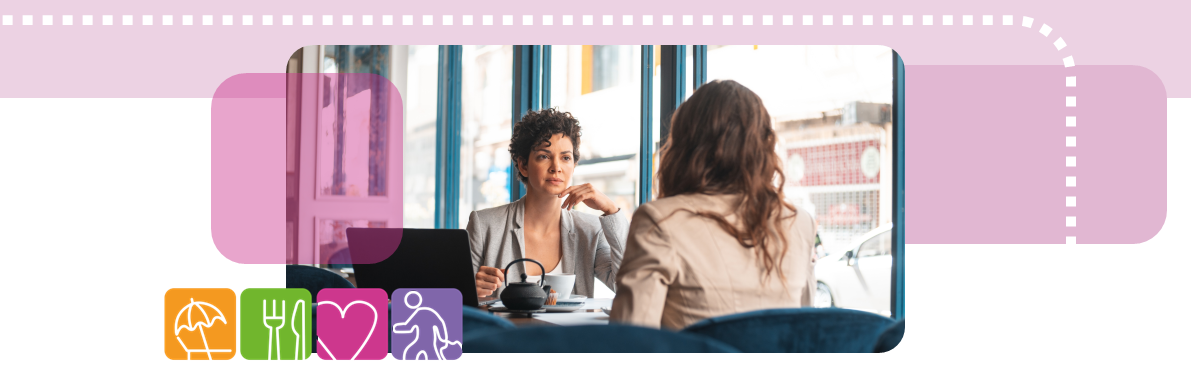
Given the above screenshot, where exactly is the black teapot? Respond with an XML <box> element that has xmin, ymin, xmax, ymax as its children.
<box><xmin>500</xmin><ymin>258</ymin><xmax>553</xmax><ymax>311</ymax></box>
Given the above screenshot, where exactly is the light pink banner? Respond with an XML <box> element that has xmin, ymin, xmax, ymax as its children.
<box><xmin>0</xmin><ymin>1</ymin><xmax>1188</xmax><ymax>97</ymax></box>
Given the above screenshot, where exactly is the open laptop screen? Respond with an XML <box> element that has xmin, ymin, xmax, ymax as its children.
<box><xmin>347</xmin><ymin>228</ymin><xmax>481</xmax><ymax>307</ymax></box>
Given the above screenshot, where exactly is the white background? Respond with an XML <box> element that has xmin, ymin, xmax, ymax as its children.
<box><xmin>0</xmin><ymin>98</ymin><xmax>1187</xmax><ymax>375</ymax></box>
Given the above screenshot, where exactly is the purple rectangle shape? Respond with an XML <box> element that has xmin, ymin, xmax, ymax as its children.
<box><xmin>390</xmin><ymin>289</ymin><xmax>463</xmax><ymax>360</ymax></box>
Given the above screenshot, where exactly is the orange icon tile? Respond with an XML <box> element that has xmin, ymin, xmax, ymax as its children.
<box><xmin>165</xmin><ymin>288</ymin><xmax>237</xmax><ymax>360</ymax></box>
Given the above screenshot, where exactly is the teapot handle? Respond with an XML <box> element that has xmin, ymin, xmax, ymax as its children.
<box><xmin>503</xmin><ymin>258</ymin><xmax>546</xmax><ymax>287</ymax></box>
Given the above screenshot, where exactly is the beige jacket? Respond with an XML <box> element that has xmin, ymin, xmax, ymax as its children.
<box><xmin>610</xmin><ymin>193</ymin><xmax>816</xmax><ymax>330</ymax></box>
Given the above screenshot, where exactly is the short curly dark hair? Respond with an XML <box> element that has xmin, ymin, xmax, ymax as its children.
<box><xmin>509</xmin><ymin>108</ymin><xmax>583</xmax><ymax>183</ymax></box>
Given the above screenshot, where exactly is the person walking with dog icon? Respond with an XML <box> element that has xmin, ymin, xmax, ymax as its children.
<box><xmin>391</xmin><ymin>290</ymin><xmax>462</xmax><ymax>360</ymax></box>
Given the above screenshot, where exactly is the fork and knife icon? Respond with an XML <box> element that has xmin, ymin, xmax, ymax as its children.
<box><xmin>263</xmin><ymin>299</ymin><xmax>307</xmax><ymax>360</ymax></box>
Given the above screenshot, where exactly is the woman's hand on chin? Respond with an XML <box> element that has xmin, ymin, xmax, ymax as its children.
<box><xmin>558</xmin><ymin>183</ymin><xmax>619</xmax><ymax>216</ymax></box>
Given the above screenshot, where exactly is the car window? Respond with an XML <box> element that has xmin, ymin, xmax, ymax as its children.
<box><xmin>857</xmin><ymin>230</ymin><xmax>891</xmax><ymax>258</ymax></box>
<box><xmin>856</xmin><ymin>238</ymin><xmax>879</xmax><ymax>258</ymax></box>
<box><xmin>876</xmin><ymin>231</ymin><xmax>892</xmax><ymax>256</ymax></box>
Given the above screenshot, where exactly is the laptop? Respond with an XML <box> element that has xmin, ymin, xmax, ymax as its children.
<box><xmin>347</xmin><ymin>228</ymin><xmax>489</xmax><ymax>308</ymax></box>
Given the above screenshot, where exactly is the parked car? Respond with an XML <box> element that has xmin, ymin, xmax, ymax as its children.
<box><xmin>813</xmin><ymin>223</ymin><xmax>893</xmax><ymax>316</ymax></box>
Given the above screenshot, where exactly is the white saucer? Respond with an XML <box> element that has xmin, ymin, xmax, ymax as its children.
<box><xmin>543</xmin><ymin>296</ymin><xmax>587</xmax><ymax>312</ymax></box>
<box><xmin>542</xmin><ymin>303</ymin><xmax>584</xmax><ymax>312</ymax></box>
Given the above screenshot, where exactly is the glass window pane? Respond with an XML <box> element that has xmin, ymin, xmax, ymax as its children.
<box><xmin>877</xmin><ymin>230</ymin><xmax>892</xmax><ymax>256</ymax></box>
<box><xmin>590</xmin><ymin>46</ymin><xmax>621</xmax><ymax>92</ymax></box>
<box><xmin>551</xmin><ymin>45</ymin><xmax>641</xmax><ymax>218</ymax></box>
<box><xmin>317</xmin><ymin>46</ymin><xmax>393</xmax><ymax>199</ymax></box>
<box><xmin>402</xmin><ymin>45</ymin><xmax>439</xmax><ymax>228</ymax></box>
<box><xmin>652</xmin><ymin>46</ymin><xmax>661</xmax><ymax>197</ymax></box>
<box><xmin>460</xmin><ymin>45</ymin><xmax>515</xmax><ymax>227</ymax></box>
<box><xmin>709</xmin><ymin>45</ymin><xmax>893</xmax><ymax>315</ymax></box>
<box><xmin>707</xmin><ymin>45</ymin><xmax>893</xmax><ymax>254</ymax></box>
<box><xmin>857</xmin><ymin>233</ymin><xmax>882</xmax><ymax>258</ymax></box>
<box><xmin>317</xmin><ymin>219</ymin><xmax>387</xmax><ymax>266</ymax></box>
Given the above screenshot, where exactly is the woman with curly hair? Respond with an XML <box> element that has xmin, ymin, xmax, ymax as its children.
<box><xmin>610</xmin><ymin>80</ymin><xmax>817</xmax><ymax>330</ymax></box>
<box><xmin>467</xmin><ymin>108</ymin><xmax>628</xmax><ymax>299</ymax></box>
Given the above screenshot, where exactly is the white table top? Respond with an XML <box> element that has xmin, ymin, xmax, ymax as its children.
<box><xmin>489</xmin><ymin>298</ymin><xmax>613</xmax><ymax>326</ymax></box>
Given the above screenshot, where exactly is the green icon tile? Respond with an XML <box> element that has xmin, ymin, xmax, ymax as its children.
<box><xmin>240</xmin><ymin>288</ymin><xmax>312</xmax><ymax>360</ymax></box>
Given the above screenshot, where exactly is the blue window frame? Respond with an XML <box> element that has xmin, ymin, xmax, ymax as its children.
<box><xmin>508</xmin><ymin>45</ymin><xmax>544</xmax><ymax>202</ymax></box>
<box><xmin>892</xmin><ymin>50</ymin><xmax>906</xmax><ymax>320</ymax></box>
<box><xmin>639</xmin><ymin>46</ymin><xmax>655</xmax><ymax>205</ymax></box>
<box><xmin>692</xmin><ymin>45</ymin><xmax>708</xmax><ymax>90</ymax></box>
<box><xmin>658</xmin><ymin>45</ymin><xmax>686</xmax><ymax>148</ymax></box>
<box><xmin>434</xmin><ymin>45</ymin><xmax>462</xmax><ymax>229</ymax></box>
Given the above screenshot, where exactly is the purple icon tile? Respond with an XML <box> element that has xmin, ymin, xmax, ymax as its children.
<box><xmin>390</xmin><ymin>288</ymin><xmax>463</xmax><ymax>360</ymax></box>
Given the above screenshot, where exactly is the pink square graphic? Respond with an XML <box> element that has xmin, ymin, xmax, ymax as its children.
<box><xmin>211</xmin><ymin>73</ymin><xmax>404</xmax><ymax>264</ymax></box>
<box><xmin>315</xmin><ymin>288</ymin><xmax>389</xmax><ymax>360</ymax></box>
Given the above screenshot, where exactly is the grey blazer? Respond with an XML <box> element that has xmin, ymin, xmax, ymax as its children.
<box><xmin>466</xmin><ymin>197</ymin><xmax>628</xmax><ymax>298</ymax></box>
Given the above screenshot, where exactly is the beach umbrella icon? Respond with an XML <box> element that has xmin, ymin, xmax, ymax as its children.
<box><xmin>173</xmin><ymin>298</ymin><xmax>230</xmax><ymax>360</ymax></box>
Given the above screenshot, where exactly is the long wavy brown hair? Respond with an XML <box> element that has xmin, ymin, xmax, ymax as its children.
<box><xmin>656</xmin><ymin>80</ymin><xmax>797</xmax><ymax>284</ymax></box>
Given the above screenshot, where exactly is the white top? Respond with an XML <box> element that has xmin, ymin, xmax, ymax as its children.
<box><xmin>524</xmin><ymin>258</ymin><xmax>562</xmax><ymax>283</ymax></box>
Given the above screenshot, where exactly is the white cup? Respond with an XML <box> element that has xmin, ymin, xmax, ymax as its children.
<box><xmin>542</xmin><ymin>273</ymin><xmax>576</xmax><ymax>299</ymax></box>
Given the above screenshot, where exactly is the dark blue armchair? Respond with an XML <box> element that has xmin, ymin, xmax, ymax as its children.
<box><xmin>873</xmin><ymin>319</ymin><xmax>905</xmax><ymax>353</ymax></box>
<box><xmin>462</xmin><ymin>307</ymin><xmax>516</xmax><ymax>342</ymax></box>
<box><xmin>465</xmin><ymin>324</ymin><xmax>739</xmax><ymax>353</ymax></box>
<box><xmin>682</xmin><ymin>308</ymin><xmax>895</xmax><ymax>353</ymax></box>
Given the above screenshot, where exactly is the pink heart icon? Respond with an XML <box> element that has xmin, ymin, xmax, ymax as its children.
<box><xmin>315</xmin><ymin>289</ymin><xmax>387</xmax><ymax>360</ymax></box>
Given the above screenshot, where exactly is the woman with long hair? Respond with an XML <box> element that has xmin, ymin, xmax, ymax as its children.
<box><xmin>610</xmin><ymin>80</ymin><xmax>816</xmax><ymax>330</ymax></box>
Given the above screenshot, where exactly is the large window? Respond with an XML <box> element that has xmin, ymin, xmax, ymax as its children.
<box><xmin>402</xmin><ymin>46</ymin><xmax>439</xmax><ymax>229</ymax></box>
<box><xmin>552</xmin><ymin>46</ymin><xmax>642</xmax><ymax>217</ymax></box>
<box><xmin>286</xmin><ymin>45</ymin><xmax>405</xmax><ymax>270</ymax></box>
<box><xmin>707</xmin><ymin>45</ymin><xmax>894</xmax><ymax>315</ymax></box>
<box><xmin>549</xmin><ymin>45</ymin><xmax>643</xmax><ymax>298</ymax></box>
<box><xmin>317</xmin><ymin>46</ymin><xmax>392</xmax><ymax>199</ymax></box>
<box><xmin>707</xmin><ymin>45</ymin><xmax>893</xmax><ymax>255</ymax></box>
<box><xmin>331</xmin><ymin>44</ymin><xmax>900</xmax><ymax>309</ymax></box>
<box><xmin>460</xmin><ymin>45</ymin><xmax>514</xmax><ymax>226</ymax></box>
<box><xmin>588</xmin><ymin>46</ymin><xmax>621</xmax><ymax>93</ymax></box>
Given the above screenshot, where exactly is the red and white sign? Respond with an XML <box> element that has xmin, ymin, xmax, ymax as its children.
<box><xmin>786</xmin><ymin>139</ymin><xmax>881</xmax><ymax>186</ymax></box>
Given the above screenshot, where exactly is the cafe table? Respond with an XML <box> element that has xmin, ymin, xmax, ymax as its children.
<box><xmin>481</xmin><ymin>298</ymin><xmax>613</xmax><ymax>327</ymax></box>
